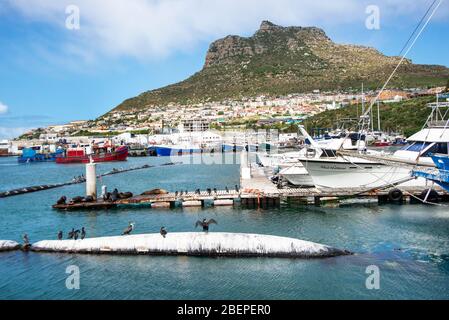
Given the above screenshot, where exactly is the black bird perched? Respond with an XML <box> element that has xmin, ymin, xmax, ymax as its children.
<box><xmin>160</xmin><ymin>227</ymin><xmax>167</xmax><ymax>238</ymax></box>
<box><xmin>213</xmin><ymin>188</ymin><xmax>217</xmax><ymax>194</ymax></box>
<box><xmin>180</xmin><ymin>190</ymin><xmax>183</xmax><ymax>196</ymax></box>
<box><xmin>195</xmin><ymin>189</ymin><xmax>200</xmax><ymax>195</ymax></box>
<box><xmin>235</xmin><ymin>185</ymin><xmax>240</xmax><ymax>193</ymax></box>
<box><xmin>57</xmin><ymin>231</ymin><xmax>63</xmax><ymax>240</ymax></box>
<box><xmin>207</xmin><ymin>188</ymin><xmax>212</xmax><ymax>195</ymax></box>
<box><xmin>80</xmin><ymin>227</ymin><xmax>86</xmax><ymax>240</ymax></box>
<box><xmin>225</xmin><ymin>186</ymin><xmax>229</xmax><ymax>193</ymax></box>
<box><xmin>122</xmin><ymin>222</ymin><xmax>135</xmax><ymax>235</ymax></box>
<box><xmin>185</xmin><ymin>190</ymin><xmax>188</xmax><ymax>195</ymax></box>
<box><xmin>22</xmin><ymin>234</ymin><xmax>31</xmax><ymax>250</ymax></box>
<box><xmin>73</xmin><ymin>230</ymin><xmax>80</xmax><ymax>240</ymax></box>
<box><xmin>175</xmin><ymin>191</ymin><xmax>179</xmax><ymax>197</ymax></box>
<box><xmin>195</xmin><ymin>218</ymin><xmax>217</xmax><ymax>232</ymax></box>
<box><xmin>68</xmin><ymin>228</ymin><xmax>75</xmax><ymax>239</ymax></box>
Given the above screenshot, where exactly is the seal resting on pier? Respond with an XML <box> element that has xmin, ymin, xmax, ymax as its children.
<box><xmin>141</xmin><ymin>189</ymin><xmax>168</xmax><ymax>196</ymax></box>
<box><xmin>30</xmin><ymin>232</ymin><xmax>352</xmax><ymax>258</ymax></box>
<box><xmin>56</xmin><ymin>196</ymin><xmax>67</xmax><ymax>205</ymax></box>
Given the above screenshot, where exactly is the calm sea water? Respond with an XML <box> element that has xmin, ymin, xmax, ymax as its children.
<box><xmin>0</xmin><ymin>155</ymin><xmax>448</xmax><ymax>300</ymax></box>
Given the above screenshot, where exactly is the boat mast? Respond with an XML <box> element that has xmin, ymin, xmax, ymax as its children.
<box><xmin>377</xmin><ymin>100</ymin><xmax>381</xmax><ymax>131</ymax></box>
<box><xmin>361</xmin><ymin>83</ymin><xmax>365</xmax><ymax>115</ymax></box>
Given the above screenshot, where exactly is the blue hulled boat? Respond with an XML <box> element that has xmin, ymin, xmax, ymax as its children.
<box><xmin>148</xmin><ymin>145</ymin><xmax>202</xmax><ymax>157</ymax></box>
<box><xmin>18</xmin><ymin>147</ymin><xmax>64</xmax><ymax>163</ymax></box>
<box><xmin>412</xmin><ymin>154</ymin><xmax>449</xmax><ymax>192</ymax></box>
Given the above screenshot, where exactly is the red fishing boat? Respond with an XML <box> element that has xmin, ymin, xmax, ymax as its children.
<box><xmin>56</xmin><ymin>145</ymin><xmax>128</xmax><ymax>164</ymax></box>
<box><xmin>372</xmin><ymin>141</ymin><xmax>392</xmax><ymax>147</ymax></box>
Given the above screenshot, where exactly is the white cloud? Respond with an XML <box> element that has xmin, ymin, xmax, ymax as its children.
<box><xmin>5</xmin><ymin>0</ymin><xmax>449</xmax><ymax>61</ymax></box>
<box><xmin>0</xmin><ymin>102</ymin><xmax>9</xmax><ymax>114</ymax></box>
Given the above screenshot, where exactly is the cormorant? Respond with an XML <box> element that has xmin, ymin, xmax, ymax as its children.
<box><xmin>22</xmin><ymin>234</ymin><xmax>31</xmax><ymax>250</ymax></box>
<box><xmin>160</xmin><ymin>227</ymin><xmax>167</xmax><ymax>238</ymax></box>
<box><xmin>225</xmin><ymin>186</ymin><xmax>229</xmax><ymax>193</ymax></box>
<box><xmin>68</xmin><ymin>228</ymin><xmax>75</xmax><ymax>239</ymax></box>
<box><xmin>57</xmin><ymin>231</ymin><xmax>63</xmax><ymax>240</ymax></box>
<box><xmin>73</xmin><ymin>230</ymin><xmax>80</xmax><ymax>240</ymax></box>
<box><xmin>195</xmin><ymin>218</ymin><xmax>217</xmax><ymax>232</ymax></box>
<box><xmin>235</xmin><ymin>185</ymin><xmax>240</xmax><ymax>192</ymax></box>
<box><xmin>81</xmin><ymin>227</ymin><xmax>86</xmax><ymax>240</ymax></box>
<box><xmin>122</xmin><ymin>222</ymin><xmax>135</xmax><ymax>235</ymax></box>
<box><xmin>213</xmin><ymin>188</ymin><xmax>217</xmax><ymax>194</ymax></box>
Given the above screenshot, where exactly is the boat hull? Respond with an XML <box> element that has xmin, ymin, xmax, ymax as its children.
<box><xmin>300</xmin><ymin>157</ymin><xmax>429</xmax><ymax>189</ymax></box>
<box><xmin>149</xmin><ymin>146</ymin><xmax>202</xmax><ymax>157</ymax></box>
<box><xmin>279</xmin><ymin>165</ymin><xmax>314</xmax><ymax>187</ymax></box>
<box><xmin>18</xmin><ymin>153</ymin><xmax>62</xmax><ymax>163</ymax></box>
<box><xmin>56</xmin><ymin>146</ymin><xmax>128</xmax><ymax>164</ymax></box>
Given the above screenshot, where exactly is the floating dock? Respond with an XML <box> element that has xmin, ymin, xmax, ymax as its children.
<box><xmin>0</xmin><ymin>162</ymin><xmax>180</xmax><ymax>199</ymax></box>
<box><xmin>0</xmin><ymin>240</ymin><xmax>20</xmax><ymax>252</ymax></box>
<box><xmin>50</xmin><ymin>152</ymin><xmax>449</xmax><ymax>211</ymax></box>
<box><xmin>31</xmin><ymin>232</ymin><xmax>351</xmax><ymax>258</ymax></box>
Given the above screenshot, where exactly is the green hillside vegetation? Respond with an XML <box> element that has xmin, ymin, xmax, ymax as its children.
<box><xmin>110</xmin><ymin>21</ymin><xmax>449</xmax><ymax>113</ymax></box>
<box><xmin>303</xmin><ymin>96</ymin><xmax>438</xmax><ymax>137</ymax></box>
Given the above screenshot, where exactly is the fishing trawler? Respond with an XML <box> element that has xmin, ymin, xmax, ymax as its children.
<box><xmin>18</xmin><ymin>146</ymin><xmax>64</xmax><ymax>163</ymax></box>
<box><xmin>299</xmin><ymin>100</ymin><xmax>449</xmax><ymax>189</ymax></box>
<box><xmin>56</xmin><ymin>143</ymin><xmax>128</xmax><ymax>164</ymax></box>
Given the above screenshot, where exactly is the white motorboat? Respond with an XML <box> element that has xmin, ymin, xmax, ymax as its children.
<box><xmin>257</xmin><ymin>127</ymin><xmax>369</xmax><ymax>187</ymax></box>
<box><xmin>278</xmin><ymin>165</ymin><xmax>315</xmax><ymax>187</ymax></box>
<box><xmin>299</xmin><ymin>101</ymin><xmax>449</xmax><ymax>189</ymax></box>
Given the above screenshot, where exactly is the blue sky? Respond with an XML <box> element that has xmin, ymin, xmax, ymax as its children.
<box><xmin>0</xmin><ymin>0</ymin><xmax>448</xmax><ymax>139</ymax></box>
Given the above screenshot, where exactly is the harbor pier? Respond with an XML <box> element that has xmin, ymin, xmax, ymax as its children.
<box><xmin>51</xmin><ymin>156</ymin><xmax>449</xmax><ymax>211</ymax></box>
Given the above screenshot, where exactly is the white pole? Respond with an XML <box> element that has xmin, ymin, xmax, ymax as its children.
<box><xmin>240</xmin><ymin>150</ymin><xmax>251</xmax><ymax>180</ymax></box>
<box><xmin>86</xmin><ymin>160</ymin><xmax>97</xmax><ymax>199</ymax></box>
<box><xmin>377</xmin><ymin>101</ymin><xmax>381</xmax><ymax>131</ymax></box>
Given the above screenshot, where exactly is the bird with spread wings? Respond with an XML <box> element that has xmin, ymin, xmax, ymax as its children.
<box><xmin>195</xmin><ymin>218</ymin><xmax>217</xmax><ymax>232</ymax></box>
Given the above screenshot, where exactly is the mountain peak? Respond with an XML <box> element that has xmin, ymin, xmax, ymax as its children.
<box><xmin>111</xmin><ymin>22</ymin><xmax>449</xmax><ymax>111</ymax></box>
<box><xmin>259</xmin><ymin>20</ymin><xmax>281</xmax><ymax>31</ymax></box>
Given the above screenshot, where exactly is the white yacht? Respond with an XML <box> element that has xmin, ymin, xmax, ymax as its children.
<box><xmin>299</xmin><ymin>101</ymin><xmax>449</xmax><ymax>189</ymax></box>
<box><xmin>257</xmin><ymin>127</ymin><xmax>368</xmax><ymax>187</ymax></box>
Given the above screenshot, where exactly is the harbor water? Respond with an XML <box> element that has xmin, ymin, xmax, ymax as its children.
<box><xmin>0</xmin><ymin>156</ymin><xmax>449</xmax><ymax>299</ymax></box>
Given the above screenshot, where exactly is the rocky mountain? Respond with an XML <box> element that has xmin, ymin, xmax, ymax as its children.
<box><xmin>112</xmin><ymin>20</ymin><xmax>449</xmax><ymax>111</ymax></box>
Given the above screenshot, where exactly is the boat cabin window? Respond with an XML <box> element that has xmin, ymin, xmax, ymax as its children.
<box><xmin>402</xmin><ymin>142</ymin><xmax>431</xmax><ymax>152</ymax></box>
<box><xmin>422</xmin><ymin>142</ymin><xmax>448</xmax><ymax>156</ymax></box>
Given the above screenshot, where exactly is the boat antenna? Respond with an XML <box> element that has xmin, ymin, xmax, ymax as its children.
<box><xmin>360</xmin><ymin>0</ymin><xmax>443</xmax><ymax>125</ymax></box>
<box><xmin>336</xmin><ymin>0</ymin><xmax>443</xmax><ymax>152</ymax></box>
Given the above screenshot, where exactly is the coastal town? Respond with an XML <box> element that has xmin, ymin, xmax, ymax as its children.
<box><xmin>1</xmin><ymin>86</ymin><xmax>446</xmax><ymax>157</ymax></box>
